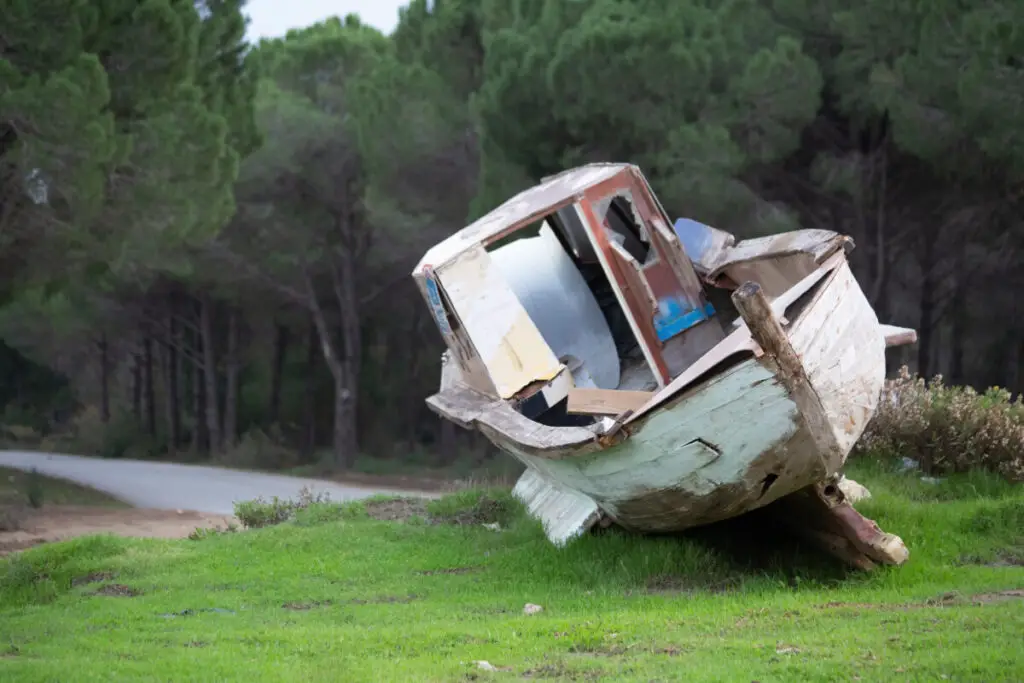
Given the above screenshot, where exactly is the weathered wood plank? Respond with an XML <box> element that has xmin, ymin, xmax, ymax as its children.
<box><xmin>566</xmin><ymin>388</ymin><xmax>655</xmax><ymax>416</ymax></box>
<box><xmin>787</xmin><ymin>259</ymin><xmax>886</xmax><ymax>456</ymax></box>
<box><xmin>880</xmin><ymin>324</ymin><xmax>918</xmax><ymax>347</ymax></box>
<box><xmin>707</xmin><ymin>229</ymin><xmax>850</xmax><ymax>282</ymax></box>
<box><xmin>732</xmin><ymin>281</ymin><xmax>842</xmax><ymax>471</ymax></box>
<box><xmin>512</xmin><ymin>468</ymin><xmax>602</xmax><ymax>546</ymax></box>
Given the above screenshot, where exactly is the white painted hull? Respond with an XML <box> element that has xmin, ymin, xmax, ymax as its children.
<box><xmin>494</xmin><ymin>259</ymin><xmax>885</xmax><ymax>539</ymax></box>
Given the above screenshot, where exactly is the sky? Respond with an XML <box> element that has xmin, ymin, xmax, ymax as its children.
<box><xmin>245</xmin><ymin>0</ymin><xmax>409</xmax><ymax>40</ymax></box>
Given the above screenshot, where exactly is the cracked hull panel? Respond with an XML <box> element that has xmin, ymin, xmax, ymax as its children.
<box><xmin>512</xmin><ymin>468</ymin><xmax>602</xmax><ymax>546</ymax></box>
<box><xmin>496</xmin><ymin>359</ymin><xmax>822</xmax><ymax>535</ymax></box>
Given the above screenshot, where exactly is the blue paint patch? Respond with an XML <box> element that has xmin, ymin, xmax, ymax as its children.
<box><xmin>423</xmin><ymin>273</ymin><xmax>452</xmax><ymax>336</ymax></box>
<box><xmin>653</xmin><ymin>297</ymin><xmax>716</xmax><ymax>342</ymax></box>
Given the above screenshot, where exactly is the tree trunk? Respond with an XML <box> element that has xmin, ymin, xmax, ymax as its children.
<box><xmin>159</xmin><ymin>340</ymin><xmax>175</xmax><ymax>455</ymax></box>
<box><xmin>98</xmin><ymin>334</ymin><xmax>110</xmax><ymax>423</ymax></box>
<box><xmin>301</xmin><ymin>317</ymin><xmax>317</xmax><ymax>461</ymax></box>
<box><xmin>438</xmin><ymin>419</ymin><xmax>458</xmax><ymax>466</ymax></box>
<box><xmin>167</xmin><ymin>311</ymin><xmax>181</xmax><ymax>450</ymax></box>
<box><xmin>132</xmin><ymin>352</ymin><xmax>142</xmax><ymax>420</ymax></box>
<box><xmin>331</xmin><ymin>375</ymin><xmax>357</xmax><ymax>470</ymax></box>
<box><xmin>223</xmin><ymin>307</ymin><xmax>239</xmax><ymax>450</ymax></box>
<box><xmin>191</xmin><ymin>320</ymin><xmax>207</xmax><ymax>454</ymax></box>
<box><xmin>329</xmin><ymin>211</ymin><xmax>363</xmax><ymax>470</ymax></box>
<box><xmin>143</xmin><ymin>336</ymin><xmax>156</xmax><ymax>437</ymax></box>
<box><xmin>917</xmin><ymin>236</ymin><xmax>936</xmax><ymax>377</ymax></box>
<box><xmin>199</xmin><ymin>296</ymin><xmax>222</xmax><ymax>452</ymax></box>
<box><xmin>305</xmin><ymin>253</ymin><xmax>359</xmax><ymax>471</ymax></box>
<box><xmin>269</xmin><ymin>322</ymin><xmax>289</xmax><ymax>424</ymax></box>
<box><xmin>950</xmin><ymin>247</ymin><xmax>968</xmax><ymax>385</ymax></box>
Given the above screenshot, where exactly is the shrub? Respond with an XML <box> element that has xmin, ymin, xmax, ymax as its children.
<box><xmin>857</xmin><ymin>366</ymin><xmax>1024</xmax><ymax>481</ymax></box>
<box><xmin>217</xmin><ymin>427</ymin><xmax>300</xmax><ymax>471</ymax></box>
<box><xmin>45</xmin><ymin>407</ymin><xmax>164</xmax><ymax>460</ymax></box>
<box><xmin>188</xmin><ymin>523</ymin><xmax>238</xmax><ymax>540</ymax></box>
<box><xmin>233</xmin><ymin>486</ymin><xmax>332</xmax><ymax>529</ymax></box>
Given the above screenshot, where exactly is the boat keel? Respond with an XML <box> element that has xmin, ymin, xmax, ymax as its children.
<box><xmin>769</xmin><ymin>475</ymin><xmax>909</xmax><ymax>570</ymax></box>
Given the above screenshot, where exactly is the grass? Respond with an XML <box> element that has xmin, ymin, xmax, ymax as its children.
<box><xmin>285</xmin><ymin>450</ymin><xmax>525</xmax><ymax>490</ymax></box>
<box><xmin>0</xmin><ymin>466</ymin><xmax>127</xmax><ymax>509</ymax></box>
<box><xmin>0</xmin><ymin>455</ymin><xmax>1021</xmax><ymax>682</ymax></box>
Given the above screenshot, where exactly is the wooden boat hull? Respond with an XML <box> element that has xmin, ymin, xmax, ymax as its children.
<box><xmin>471</xmin><ymin>257</ymin><xmax>887</xmax><ymax>535</ymax></box>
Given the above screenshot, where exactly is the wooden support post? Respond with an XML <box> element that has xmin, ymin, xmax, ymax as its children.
<box><xmin>731</xmin><ymin>281</ymin><xmax>842</xmax><ymax>473</ymax></box>
<box><xmin>768</xmin><ymin>479</ymin><xmax>909</xmax><ymax>569</ymax></box>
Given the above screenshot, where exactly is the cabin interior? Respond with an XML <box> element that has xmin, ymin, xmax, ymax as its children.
<box><xmin>421</xmin><ymin>170</ymin><xmax>844</xmax><ymax>430</ymax></box>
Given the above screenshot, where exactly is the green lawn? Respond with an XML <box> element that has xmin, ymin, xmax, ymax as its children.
<box><xmin>1</xmin><ymin>456</ymin><xmax>1021</xmax><ymax>682</ymax></box>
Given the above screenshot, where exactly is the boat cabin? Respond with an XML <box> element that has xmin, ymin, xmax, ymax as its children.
<box><xmin>412</xmin><ymin>163</ymin><xmax>729</xmax><ymax>426</ymax></box>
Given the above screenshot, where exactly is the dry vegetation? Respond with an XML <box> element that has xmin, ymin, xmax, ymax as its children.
<box><xmin>857</xmin><ymin>366</ymin><xmax>1024</xmax><ymax>482</ymax></box>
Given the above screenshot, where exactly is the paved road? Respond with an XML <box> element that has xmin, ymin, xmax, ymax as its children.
<box><xmin>0</xmin><ymin>451</ymin><xmax>436</xmax><ymax>515</ymax></box>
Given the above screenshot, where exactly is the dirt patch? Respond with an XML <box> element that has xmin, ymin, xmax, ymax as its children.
<box><xmin>349</xmin><ymin>594</ymin><xmax>418</xmax><ymax>605</ymax></box>
<box><xmin>642</xmin><ymin>573</ymin><xmax>740</xmax><ymax>595</ymax></box>
<box><xmin>521</xmin><ymin>663</ymin><xmax>605</xmax><ymax>680</ymax></box>
<box><xmin>92</xmin><ymin>583</ymin><xmax>140</xmax><ymax>597</ymax></box>
<box><xmin>417</xmin><ymin>566</ymin><xmax>484</xmax><ymax>576</ymax></box>
<box><xmin>819</xmin><ymin>590</ymin><xmax>1024</xmax><ymax>611</ymax></box>
<box><xmin>432</xmin><ymin>496</ymin><xmax>508</xmax><ymax>526</ymax></box>
<box><xmin>958</xmin><ymin>546</ymin><xmax>1024</xmax><ymax>568</ymax></box>
<box><xmin>967</xmin><ymin>590</ymin><xmax>1024</xmax><ymax>604</ymax></box>
<box><xmin>0</xmin><ymin>505</ymin><xmax>237</xmax><ymax>556</ymax></box>
<box><xmin>282</xmin><ymin>600</ymin><xmax>332</xmax><ymax>610</ymax></box>
<box><xmin>73</xmin><ymin>571</ymin><xmax>115</xmax><ymax>587</ymax></box>
<box><xmin>365</xmin><ymin>498</ymin><xmax>429</xmax><ymax>521</ymax></box>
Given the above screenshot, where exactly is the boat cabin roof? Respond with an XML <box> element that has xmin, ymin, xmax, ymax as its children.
<box><xmin>413</xmin><ymin>163</ymin><xmax>631</xmax><ymax>274</ymax></box>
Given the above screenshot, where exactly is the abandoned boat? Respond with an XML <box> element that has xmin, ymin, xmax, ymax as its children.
<box><xmin>413</xmin><ymin>163</ymin><xmax>916</xmax><ymax>569</ymax></box>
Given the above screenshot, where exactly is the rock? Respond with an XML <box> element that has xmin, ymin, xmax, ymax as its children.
<box><xmin>523</xmin><ymin>603</ymin><xmax>543</xmax><ymax>615</ymax></box>
<box><xmin>474</xmin><ymin>661</ymin><xmax>498</xmax><ymax>671</ymax></box>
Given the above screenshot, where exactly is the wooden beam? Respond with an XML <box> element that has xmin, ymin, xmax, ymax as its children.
<box><xmin>567</xmin><ymin>388</ymin><xmax>656</xmax><ymax>416</ymax></box>
<box><xmin>880</xmin><ymin>324</ymin><xmax>918</xmax><ymax>348</ymax></box>
<box><xmin>731</xmin><ymin>281</ymin><xmax>843</xmax><ymax>471</ymax></box>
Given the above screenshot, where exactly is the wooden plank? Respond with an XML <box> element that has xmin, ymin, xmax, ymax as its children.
<box><xmin>512</xmin><ymin>468</ymin><xmax>602</xmax><ymax>547</ymax></box>
<box><xmin>649</xmin><ymin>215</ymin><xmax>706</xmax><ymax>298</ymax></box>
<box><xmin>706</xmin><ymin>229</ymin><xmax>850</xmax><ymax>281</ymax></box>
<box><xmin>567</xmin><ymin>388</ymin><xmax>656</xmax><ymax>416</ymax></box>
<box><xmin>577</xmin><ymin>199</ymin><xmax>671</xmax><ymax>386</ymax></box>
<box><xmin>880</xmin><ymin>324</ymin><xmax>917</xmax><ymax>347</ymax></box>
<box><xmin>731</xmin><ymin>281</ymin><xmax>842</xmax><ymax>470</ymax></box>
<box><xmin>787</xmin><ymin>258</ymin><xmax>886</xmax><ymax>455</ymax></box>
<box><xmin>607</xmin><ymin>239</ymin><xmax>658</xmax><ymax>313</ymax></box>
